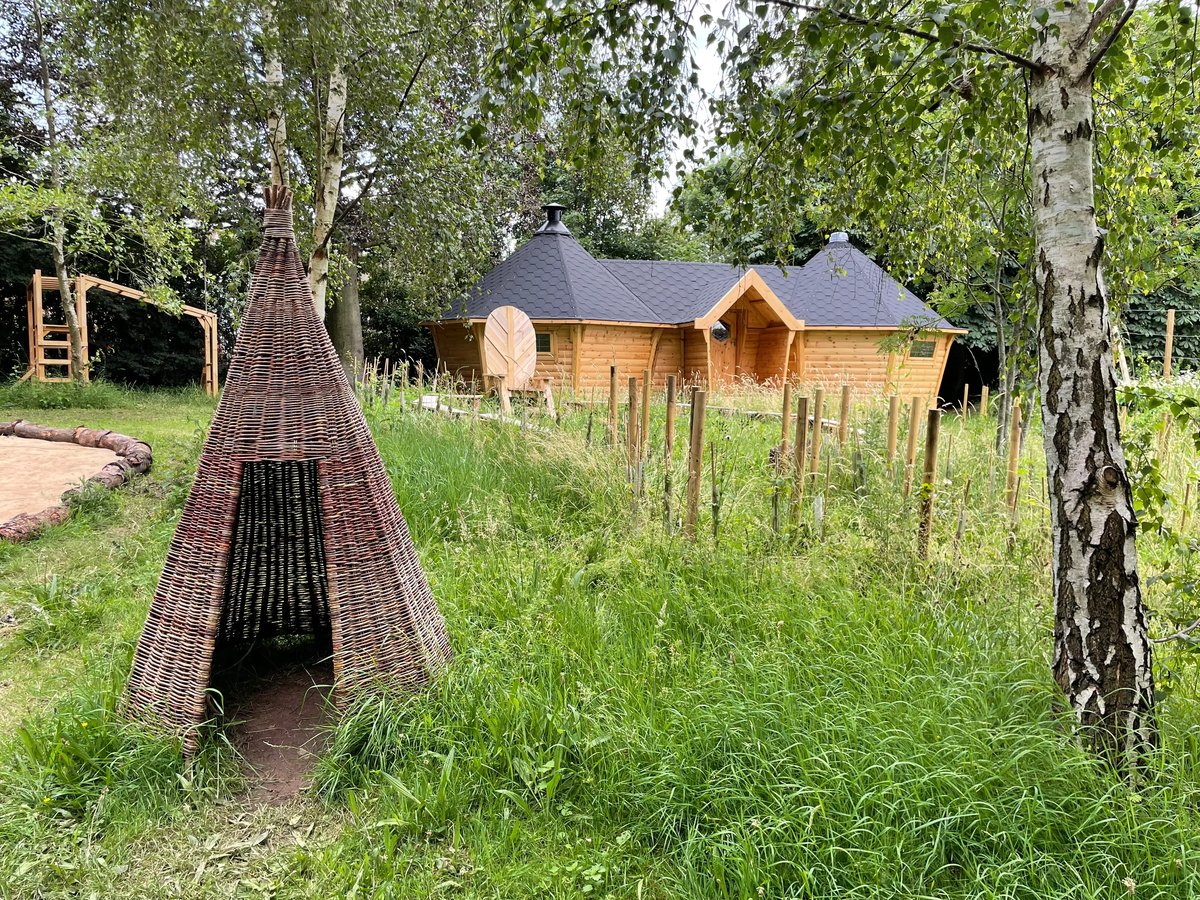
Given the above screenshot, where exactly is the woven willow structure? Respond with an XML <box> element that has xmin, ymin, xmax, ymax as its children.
<box><xmin>127</xmin><ymin>186</ymin><xmax>451</xmax><ymax>752</ymax></box>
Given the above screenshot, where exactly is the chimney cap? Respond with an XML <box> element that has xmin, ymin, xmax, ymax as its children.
<box><xmin>537</xmin><ymin>203</ymin><xmax>571</xmax><ymax>235</ymax></box>
<box><xmin>829</xmin><ymin>231</ymin><xmax>850</xmax><ymax>244</ymax></box>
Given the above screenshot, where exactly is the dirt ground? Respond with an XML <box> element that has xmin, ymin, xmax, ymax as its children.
<box><xmin>226</xmin><ymin>661</ymin><xmax>334</xmax><ymax>805</ymax></box>
<box><xmin>0</xmin><ymin>435</ymin><xmax>117</xmax><ymax>521</ymax></box>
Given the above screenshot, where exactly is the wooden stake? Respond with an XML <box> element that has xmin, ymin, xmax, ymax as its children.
<box><xmin>496</xmin><ymin>375</ymin><xmax>512</xmax><ymax>417</ymax></box>
<box><xmin>954</xmin><ymin>477</ymin><xmax>971</xmax><ymax>559</ymax></box>
<box><xmin>903</xmin><ymin>396</ymin><xmax>921</xmax><ymax>497</ymax></box>
<box><xmin>1164</xmin><ymin>308</ymin><xmax>1176</xmax><ymax>378</ymax></box>
<box><xmin>640</xmin><ymin>368</ymin><xmax>652</xmax><ymax>456</ymax></box>
<box><xmin>1006</xmin><ymin>400</ymin><xmax>1022</xmax><ymax>513</ymax></box>
<box><xmin>685</xmin><ymin>389</ymin><xmax>707</xmax><ymax>538</ymax></box>
<box><xmin>980</xmin><ymin>385</ymin><xmax>989</xmax><ymax>418</ymax></box>
<box><xmin>627</xmin><ymin>376</ymin><xmax>640</xmax><ymax>484</ymax></box>
<box><xmin>664</xmin><ymin>375</ymin><xmax>677</xmax><ymax>528</ymax></box>
<box><xmin>838</xmin><ymin>383</ymin><xmax>851</xmax><ymax>446</ymax></box>
<box><xmin>886</xmin><ymin>395</ymin><xmax>900</xmax><ymax>464</ymax></box>
<box><xmin>608</xmin><ymin>366</ymin><xmax>619</xmax><ymax>447</ymax></box>
<box><xmin>961</xmin><ymin>382</ymin><xmax>970</xmax><ymax>419</ymax></box>
<box><xmin>808</xmin><ymin>387</ymin><xmax>825</xmax><ymax>481</ymax></box>
<box><xmin>917</xmin><ymin>408</ymin><xmax>941</xmax><ymax>560</ymax></box>
<box><xmin>664</xmin><ymin>376</ymin><xmax>678</xmax><ymax>458</ymax></box>
<box><xmin>779</xmin><ymin>382</ymin><xmax>793</xmax><ymax>467</ymax></box>
<box><xmin>791</xmin><ymin>396</ymin><xmax>809</xmax><ymax>525</ymax></box>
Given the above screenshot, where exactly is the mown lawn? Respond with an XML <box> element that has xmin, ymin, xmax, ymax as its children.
<box><xmin>2</xmin><ymin>382</ymin><xmax>1200</xmax><ymax>898</ymax></box>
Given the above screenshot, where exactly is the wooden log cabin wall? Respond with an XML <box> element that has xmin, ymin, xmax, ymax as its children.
<box><xmin>430</xmin><ymin>208</ymin><xmax>963</xmax><ymax>406</ymax></box>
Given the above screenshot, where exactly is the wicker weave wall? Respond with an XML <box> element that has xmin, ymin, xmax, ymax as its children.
<box><xmin>126</xmin><ymin>186</ymin><xmax>451</xmax><ymax>752</ymax></box>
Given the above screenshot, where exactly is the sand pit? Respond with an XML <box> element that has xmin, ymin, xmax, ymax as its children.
<box><xmin>0</xmin><ymin>421</ymin><xmax>152</xmax><ymax>541</ymax></box>
<box><xmin>0</xmin><ymin>435</ymin><xmax>118</xmax><ymax>521</ymax></box>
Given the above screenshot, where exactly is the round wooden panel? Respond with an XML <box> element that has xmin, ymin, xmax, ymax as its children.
<box><xmin>483</xmin><ymin>305</ymin><xmax>537</xmax><ymax>387</ymax></box>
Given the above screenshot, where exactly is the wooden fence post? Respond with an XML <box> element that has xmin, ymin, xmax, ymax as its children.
<box><xmin>627</xmin><ymin>376</ymin><xmax>640</xmax><ymax>490</ymax></box>
<box><xmin>608</xmin><ymin>366</ymin><xmax>619</xmax><ymax>447</ymax></box>
<box><xmin>1164</xmin><ymin>308</ymin><xmax>1176</xmax><ymax>378</ymax></box>
<box><xmin>954</xmin><ymin>477</ymin><xmax>972</xmax><ymax>559</ymax></box>
<box><xmin>917</xmin><ymin>408</ymin><xmax>941</xmax><ymax>560</ymax></box>
<box><xmin>1006</xmin><ymin>399</ymin><xmax>1022</xmax><ymax>513</ymax></box>
<box><xmin>903</xmin><ymin>396</ymin><xmax>921</xmax><ymax>497</ymax></box>
<box><xmin>640</xmin><ymin>368</ymin><xmax>652</xmax><ymax>456</ymax></box>
<box><xmin>496</xmin><ymin>375</ymin><xmax>512</xmax><ymax>417</ymax></box>
<box><xmin>886</xmin><ymin>395</ymin><xmax>900</xmax><ymax>464</ymax></box>
<box><xmin>779</xmin><ymin>382</ymin><xmax>793</xmax><ymax>466</ymax></box>
<box><xmin>838</xmin><ymin>383</ymin><xmax>851</xmax><ymax>446</ymax></box>
<box><xmin>791</xmin><ymin>396</ymin><xmax>809</xmax><ymax>525</ymax></box>
<box><xmin>961</xmin><ymin>382</ymin><xmax>969</xmax><ymax>418</ymax></box>
<box><xmin>664</xmin><ymin>375</ymin><xmax>677</xmax><ymax>527</ymax></box>
<box><xmin>685</xmin><ymin>389</ymin><xmax>707</xmax><ymax>538</ymax></box>
<box><xmin>808</xmin><ymin>387</ymin><xmax>825</xmax><ymax>481</ymax></box>
<box><xmin>980</xmin><ymin>385</ymin><xmax>989</xmax><ymax>418</ymax></box>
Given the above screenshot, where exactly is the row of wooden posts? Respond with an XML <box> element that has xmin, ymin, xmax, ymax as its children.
<box><xmin>602</xmin><ymin>365</ymin><xmax>1028</xmax><ymax>557</ymax></box>
<box><xmin>355</xmin><ymin>356</ymin><xmax>1031</xmax><ymax>558</ymax></box>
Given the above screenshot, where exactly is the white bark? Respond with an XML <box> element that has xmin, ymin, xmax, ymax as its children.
<box><xmin>308</xmin><ymin>61</ymin><xmax>347</xmax><ymax>321</ymax></box>
<box><xmin>264</xmin><ymin>1</ymin><xmax>289</xmax><ymax>188</ymax></box>
<box><xmin>1029</xmin><ymin>0</ymin><xmax>1154</xmax><ymax>764</ymax></box>
<box><xmin>31</xmin><ymin>0</ymin><xmax>85</xmax><ymax>382</ymax></box>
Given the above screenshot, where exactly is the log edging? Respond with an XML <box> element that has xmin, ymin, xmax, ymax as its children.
<box><xmin>0</xmin><ymin>420</ymin><xmax>153</xmax><ymax>542</ymax></box>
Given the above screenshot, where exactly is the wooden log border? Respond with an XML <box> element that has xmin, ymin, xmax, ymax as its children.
<box><xmin>0</xmin><ymin>420</ymin><xmax>153</xmax><ymax>542</ymax></box>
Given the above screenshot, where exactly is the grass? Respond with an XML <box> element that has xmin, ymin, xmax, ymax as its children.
<box><xmin>2</xmin><ymin>380</ymin><xmax>1200</xmax><ymax>897</ymax></box>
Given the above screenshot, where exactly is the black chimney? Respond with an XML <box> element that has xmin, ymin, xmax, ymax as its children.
<box><xmin>537</xmin><ymin>203</ymin><xmax>570</xmax><ymax>235</ymax></box>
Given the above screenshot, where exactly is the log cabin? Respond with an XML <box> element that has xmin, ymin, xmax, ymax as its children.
<box><xmin>430</xmin><ymin>205</ymin><xmax>965</xmax><ymax>406</ymax></box>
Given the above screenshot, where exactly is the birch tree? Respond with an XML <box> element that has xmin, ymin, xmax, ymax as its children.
<box><xmin>476</xmin><ymin>0</ymin><xmax>1198</xmax><ymax>766</ymax></box>
<box><xmin>29</xmin><ymin>0</ymin><xmax>84</xmax><ymax>381</ymax></box>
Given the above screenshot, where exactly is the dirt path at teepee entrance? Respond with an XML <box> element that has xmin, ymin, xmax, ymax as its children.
<box><xmin>227</xmin><ymin>662</ymin><xmax>333</xmax><ymax>805</ymax></box>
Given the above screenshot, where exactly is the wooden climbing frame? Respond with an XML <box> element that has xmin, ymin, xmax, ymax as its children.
<box><xmin>20</xmin><ymin>270</ymin><xmax>220</xmax><ymax>396</ymax></box>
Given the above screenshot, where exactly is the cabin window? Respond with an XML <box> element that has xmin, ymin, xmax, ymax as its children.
<box><xmin>535</xmin><ymin>332</ymin><xmax>553</xmax><ymax>354</ymax></box>
<box><xmin>909</xmin><ymin>340</ymin><xmax>936</xmax><ymax>359</ymax></box>
<box><xmin>711</xmin><ymin>320</ymin><xmax>731</xmax><ymax>343</ymax></box>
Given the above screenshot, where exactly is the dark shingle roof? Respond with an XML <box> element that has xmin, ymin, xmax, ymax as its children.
<box><xmin>443</xmin><ymin>228</ymin><xmax>956</xmax><ymax>330</ymax></box>
<box><xmin>759</xmin><ymin>241</ymin><xmax>956</xmax><ymax>330</ymax></box>
<box><xmin>445</xmin><ymin>230</ymin><xmax>657</xmax><ymax>323</ymax></box>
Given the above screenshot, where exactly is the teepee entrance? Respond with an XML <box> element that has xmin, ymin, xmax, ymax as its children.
<box><xmin>127</xmin><ymin>187</ymin><xmax>451</xmax><ymax>753</ymax></box>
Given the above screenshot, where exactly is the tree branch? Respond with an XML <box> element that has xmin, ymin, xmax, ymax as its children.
<box><xmin>764</xmin><ymin>0</ymin><xmax>1043</xmax><ymax>72</ymax></box>
<box><xmin>1081</xmin><ymin>0</ymin><xmax>1139</xmax><ymax>81</ymax></box>
<box><xmin>1083</xmin><ymin>0</ymin><xmax>1124</xmax><ymax>45</ymax></box>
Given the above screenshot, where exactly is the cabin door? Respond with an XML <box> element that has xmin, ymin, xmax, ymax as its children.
<box><xmin>709</xmin><ymin>314</ymin><xmax>738</xmax><ymax>384</ymax></box>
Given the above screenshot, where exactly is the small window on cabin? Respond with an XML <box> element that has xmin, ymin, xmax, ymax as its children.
<box><xmin>909</xmin><ymin>340</ymin><xmax>936</xmax><ymax>359</ymax></box>
<box><xmin>711</xmin><ymin>320</ymin><xmax>731</xmax><ymax>343</ymax></box>
<box><xmin>535</xmin><ymin>332</ymin><xmax>552</xmax><ymax>354</ymax></box>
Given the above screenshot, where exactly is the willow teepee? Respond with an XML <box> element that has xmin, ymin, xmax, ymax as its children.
<box><xmin>127</xmin><ymin>186</ymin><xmax>451</xmax><ymax>751</ymax></box>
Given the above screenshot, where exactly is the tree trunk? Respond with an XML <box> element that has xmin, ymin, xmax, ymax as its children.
<box><xmin>308</xmin><ymin>62</ymin><xmax>347</xmax><ymax>321</ymax></box>
<box><xmin>1029</xmin><ymin>0</ymin><xmax>1154</xmax><ymax>766</ymax></box>
<box><xmin>327</xmin><ymin>242</ymin><xmax>364</xmax><ymax>379</ymax></box>
<box><xmin>31</xmin><ymin>0</ymin><xmax>85</xmax><ymax>383</ymax></box>
<box><xmin>263</xmin><ymin>1</ymin><xmax>289</xmax><ymax>188</ymax></box>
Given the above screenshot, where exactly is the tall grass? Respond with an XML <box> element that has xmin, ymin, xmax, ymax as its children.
<box><xmin>1</xmin><ymin>385</ymin><xmax>1199</xmax><ymax>896</ymax></box>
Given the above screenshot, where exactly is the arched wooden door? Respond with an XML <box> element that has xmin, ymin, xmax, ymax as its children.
<box><xmin>709</xmin><ymin>316</ymin><xmax>738</xmax><ymax>383</ymax></box>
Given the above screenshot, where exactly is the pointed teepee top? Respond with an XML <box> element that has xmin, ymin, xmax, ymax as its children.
<box><xmin>262</xmin><ymin>184</ymin><xmax>295</xmax><ymax>237</ymax></box>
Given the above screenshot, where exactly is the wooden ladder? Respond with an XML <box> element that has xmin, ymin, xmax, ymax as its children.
<box><xmin>22</xmin><ymin>270</ymin><xmax>88</xmax><ymax>383</ymax></box>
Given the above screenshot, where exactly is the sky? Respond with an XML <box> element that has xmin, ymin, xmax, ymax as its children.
<box><xmin>650</xmin><ymin>0</ymin><xmax>724</xmax><ymax>214</ymax></box>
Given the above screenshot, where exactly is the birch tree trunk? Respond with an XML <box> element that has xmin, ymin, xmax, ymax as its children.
<box><xmin>1029</xmin><ymin>0</ymin><xmax>1154</xmax><ymax>765</ymax></box>
<box><xmin>263</xmin><ymin>1</ymin><xmax>289</xmax><ymax>188</ymax></box>
<box><xmin>31</xmin><ymin>0</ymin><xmax>85</xmax><ymax>383</ymax></box>
<box><xmin>308</xmin><ymin>62</ymin><xmax>347</xmax><ymax>321</ymax></box>
<box><xmin>327</xmin><ymin>242</ymin><xmax>364</xmax><ymax>379</ymax></box>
